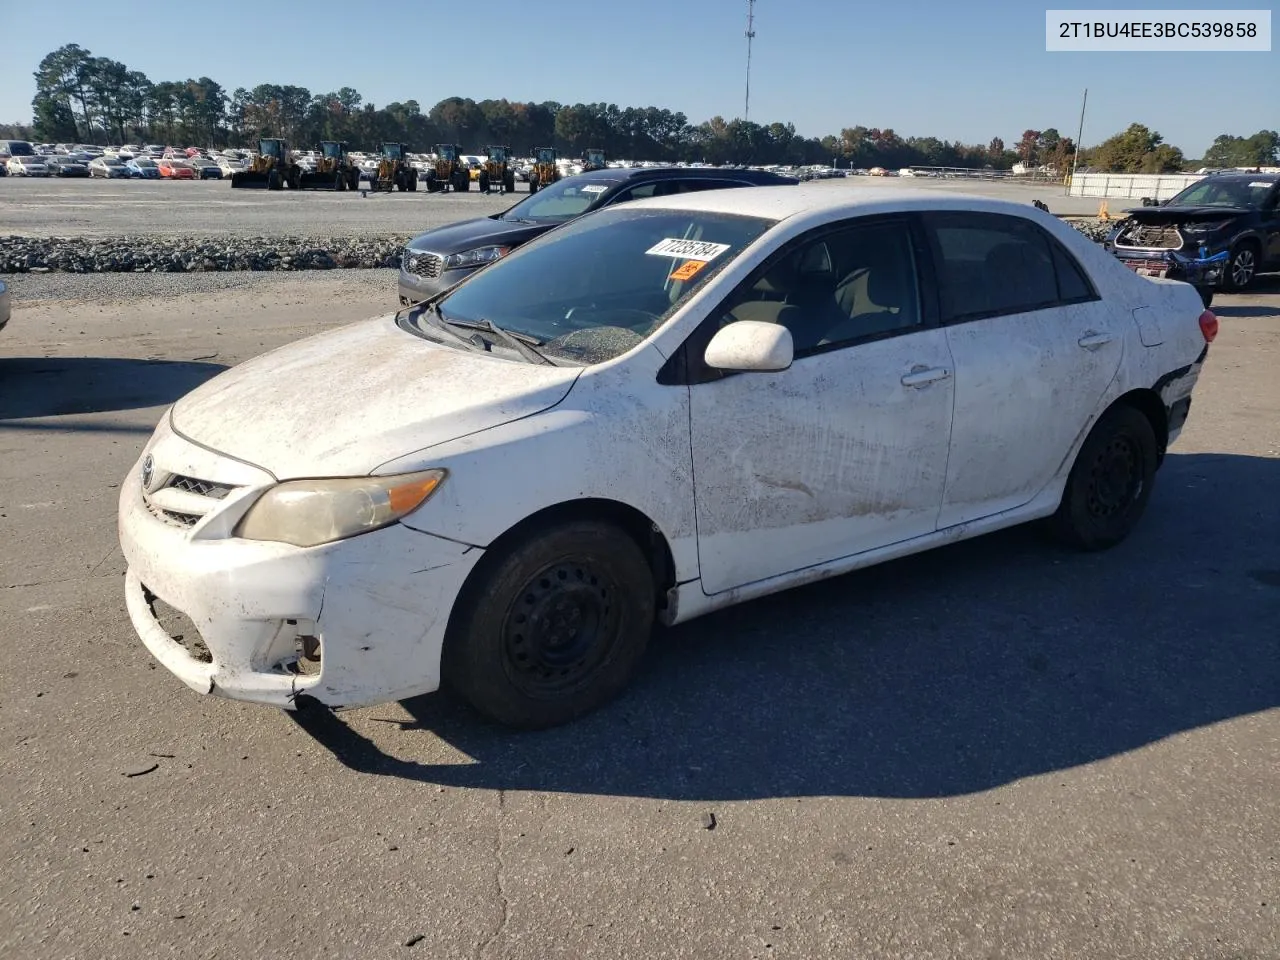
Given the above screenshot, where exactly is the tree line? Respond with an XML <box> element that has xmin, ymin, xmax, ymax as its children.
<box><xmin>8</xmin><ymin>44</ymin><xmax>1276</xmax><ymax>173</ymax></box>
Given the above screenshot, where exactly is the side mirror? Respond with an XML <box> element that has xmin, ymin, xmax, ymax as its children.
<box><xmin>704</xmin><ymin>320</ymin><xmax>794</xmax><ymax>372</ymax></box>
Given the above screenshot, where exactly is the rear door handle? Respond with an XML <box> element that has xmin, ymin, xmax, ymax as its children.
<box><xmin>901</xmin><ymin>367</ymin><xmax>952</xmax><ymax>388</ymax></box>
<box><xmin>1078</xmin><ymin>332</ymin><xmax>1114</xmax><ymax>350</ymax></box>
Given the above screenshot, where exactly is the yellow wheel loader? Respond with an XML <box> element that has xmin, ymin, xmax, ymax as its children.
<box><xmin>230</xmin><ymin>138</ymin><xmax>303</xmax><ymax>189</ymax></box>
<box><xmin>423</xmin><ymin>143</ymin><xmax>470</xmax><ymax>193</ymax></box>
<box><xmin>367</xmin><ymin>142</ymin><xmax>417</xmax><ymax>192</ymax></box>
<box><xmin>296</xmin><ymin>141</ymin><xmax>361</xmax><ymax>191</ymax></box>
<box><xmin>478</xmin><ymin>145</ymin><xmax>517</xmax><ymax>195</ymax></box>
<box><xmin>528</xmin><ymin>146</ymin><xmax>559</xmax><ymax>195</ymax></box>
<box><xmin>581</xmin><ymin>147</ymin><xmax>606</xmax><ymax>172</ymax></box>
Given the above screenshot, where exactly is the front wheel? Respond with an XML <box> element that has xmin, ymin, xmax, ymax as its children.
<box><xmin>1049</xmin><ymin>404</ymin><xmax>1158</xmax><ymax>551</ymax></box>
<box><xmin>443</xmin><ymin>521</ymin><xmax>656</xmax><ymax>729</ymax></box>
<box><xmin>1221</xmin><ymin>242</ymin><xmax>1258</xmax><ymax>292</ymax></box>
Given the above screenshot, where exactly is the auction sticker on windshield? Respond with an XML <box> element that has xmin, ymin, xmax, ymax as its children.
<box><xmin>646</xmin><ymin>238</ymin><xmax>732</xmax><ymax>261</ymax></box>
<box><xmin>580</xmin><ymin>184</ymin><xmax>608</xmax><ymax>194</ymax></box>
<box><xmin>670</xmin><ymin>260</ymin><xmax>709</xmax><ymax>281</ymax></box>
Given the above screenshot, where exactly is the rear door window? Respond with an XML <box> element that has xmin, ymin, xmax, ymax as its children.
<box><xmin>924</xmin><ymin>212</ymin><xmax>1066</xmax><ymax>322</ymax></box>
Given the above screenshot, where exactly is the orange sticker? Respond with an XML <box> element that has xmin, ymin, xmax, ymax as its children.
<box><xmin>671</xmin><ymin>259</ymin><xmax>707</xmax><ymax>281</ymax></box>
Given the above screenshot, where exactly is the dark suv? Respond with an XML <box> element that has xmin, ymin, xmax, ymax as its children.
<box><xmin>398</xmin><ymin>165</ymin><xmax>798</xmax><ymax>305</ymax></box>
<box><xmin>1103</xmin><ymin>172</ymin><xmax>1280</xmax><ymax>305</ymax></box>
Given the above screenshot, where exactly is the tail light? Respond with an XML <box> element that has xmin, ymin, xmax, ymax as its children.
<box><xmin>1198</xmin><ymin>309</ymin><xmax>1218</xmax><ymax>343</ymax></box>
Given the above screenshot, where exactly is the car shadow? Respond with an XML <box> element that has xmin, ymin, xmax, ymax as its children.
<box><xmin>1213</xmin><ymin>304</ymin><xmax>1276</xmax><ymax>318</ymax></box>
<box><xmin>0</xmin><ymin>356</ymin><xmax>227</xmax><ymax>420</ymax></box>
<box><xmin>293</xmin><ymin>451</ymin><xmax>1280</xmax><ymax>801</ymax></box>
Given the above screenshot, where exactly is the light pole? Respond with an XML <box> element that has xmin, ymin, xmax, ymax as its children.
<box><xmin>1068</xmin><ymin>87</ymin><xmax>1087</xmax><ymax>194</ymax></box>
<box><xmin>744</xmin><ymin>0</ymin><xmax>756</xmax><ymax>122</ymax></box>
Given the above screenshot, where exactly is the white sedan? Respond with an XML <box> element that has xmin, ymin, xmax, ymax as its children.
<box><xmin>118</xmin><ymin>187</ymin><xmax>1213</xmax><ymax>728</ymax></box>
<box><xmin>6</xmin><ymin>156</ymin><xmax>50</xmax><ymax>176</ymax></box>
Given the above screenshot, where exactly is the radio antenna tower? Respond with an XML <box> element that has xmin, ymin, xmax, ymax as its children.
<box><xmin>744</xmin><ymin>0</ymin><xmax>757</xmax><ymax>122</ymax></box>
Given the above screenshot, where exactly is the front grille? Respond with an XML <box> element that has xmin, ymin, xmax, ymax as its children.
<box><xmin>167</xmin><ymin>474</ymin><xmax>233</xmax><ymax>500</ymax></box>
<box><xmin>146</xmin><ymin>501</ymin><xmax>201</xmax><ymax>528</ymax></box>
<box><xmin>403</xmin><ymin>249</ymin><xmax>443</xmax><ymax>279</ymax></box>
<box><xmin>1117</xmin><ymin>223</ymin><xmax>1183</xmax><ymax>250</ymax></box>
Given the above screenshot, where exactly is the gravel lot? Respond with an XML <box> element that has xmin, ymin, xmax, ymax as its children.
<box><xmin>0</xmin><ymin>269</ymin><xmax>1277</xmax><ymax>959</ymax></box>
<box><xmin>0</xmin><ymin>175</ymin><xmax>1104</xmax><ymax>241</ymax></box>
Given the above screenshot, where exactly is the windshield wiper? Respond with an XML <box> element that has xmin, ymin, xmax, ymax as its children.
<box><xmin>442</xmin><ymin>317</ymin><xmax>555</xmax><ymax>365</ymax></box>
<box><xmin>411</xmin><ymin>302</ymin><xmax>484</xmax><ymax>351</ymax></box>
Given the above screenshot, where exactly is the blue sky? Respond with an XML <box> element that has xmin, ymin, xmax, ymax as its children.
<box><xmin>2</xmin><ymin>0</ymin><xmax>1274</xmax><ymax>157</ymax></box>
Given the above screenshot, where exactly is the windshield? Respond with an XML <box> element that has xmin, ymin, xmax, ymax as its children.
<box><xmin>500</xmin><ymin>177</ymin><xmax>616</xmax><ymax>223</ymax></box>
<box><xmin>1168</xmin><ymin>177</ymin><xmax>1275</xmax><ymax>208</ymax></box>
<box><xmin>434</xmin><ymin>207</ymin><xmax>773</xmax><ymax>364</ymax></box>
<box><xmin>132</xmin><ymin>159</ymin><xmax>155</xmax><ymax>167</ymax></box>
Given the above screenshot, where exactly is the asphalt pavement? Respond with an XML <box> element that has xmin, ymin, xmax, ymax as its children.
<box><xmin>0</xmin><ymin>269</ymin><xmax>1276</xmax><ymax>960</ymax></box>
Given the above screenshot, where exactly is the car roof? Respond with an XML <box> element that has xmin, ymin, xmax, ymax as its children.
<box><xmin>624</xmin><ymin>183</ymin><xmax>1064</xmax><ymax>223</ymax></box>
<box><xmin>572</xmin><ymin>165</ymin><xmax>796</xmax><ymax>186</ymax></box>
<box><xmin>1203</xmin><ymin>171</ymin><xmax>1279</xmax><ymax>183</ymax></box>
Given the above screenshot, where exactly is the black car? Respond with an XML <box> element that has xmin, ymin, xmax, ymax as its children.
<box><xmin>47</xmin><ymin>156</ymin><xmax>90</xmax><ymax>177</ymax></box>
<box><xmin>1104</xmin><ymin>171</ymin><xmax>1280</xmax><ymax>305</ymax></box>
<box><xmin>398</xmin><ymin>166</ymin><xmax>799</xmax><ymax>304</ymax></box>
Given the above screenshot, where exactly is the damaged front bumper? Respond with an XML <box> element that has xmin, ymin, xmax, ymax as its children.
<box><xmin>1107</xmin><ymin>240</ymin><xmax>1230</xmax><ymax>287</ymax></box>
<box><xmin>117</xmin><ymin>421</ymin><xmax>483</xmax><ymax>710</ymax></box>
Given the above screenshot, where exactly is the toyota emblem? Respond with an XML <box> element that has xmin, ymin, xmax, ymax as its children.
<box><xmin>141</xmin><ymin>454</ymin><xmax>153</xmax><ymax>490</ymax></box>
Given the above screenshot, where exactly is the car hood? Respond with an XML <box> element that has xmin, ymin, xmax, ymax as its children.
<box><xmin>1123</xmin><ymin>205</ymin><xmax>1251</xmax><ymax>224</ymax></box>
<box><xmin>406</xmin><ymin>216</ymin><xmax>551</xmax><ymax>255</ymax></box>
<box><xmin>169</xmin><ymin>315</ymin><xmax>581</xmax><ymax>479</ymax></box>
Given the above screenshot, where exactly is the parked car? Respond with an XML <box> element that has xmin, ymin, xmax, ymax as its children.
<box><xmin>398</xmin><ymin>166</ymin><xmax>800</xmax><ymax>304</ymax></box>
<box><xmin>6</xmin><ymin>156</ymin><xmax>51</xmax><ymax>176</ymax></box>
<box><xmin>47</xmin><ymin>155</ymin><xmax>90</xmax><ymax>177</ymax></box>
<box><xmin>0</xmin><ymin>139</ymin><xmax>36</xmax><ymax>161</ymax></box>
<box><xmin>217</xmin><ymin>158</ymin><xmax>246</xmax><ymax>177</ymax></box>
<box><xmin>157</xmin><ymin>159</ymin><xmax>196</xmax><ymax>180</ymax></box>
<box><xmin>190</xmin><ymin>158</ymin><xmax>224</xmax><ymax>180</ymax></box>
<box><xmin>89</xmin><ymin>156</ymin><xmax>131</xmax><ymax>178</ymax></box>
<box><xmin>126</xmin><ymin>158</ymin><xmax>160</xmax><ymax>179</ymax></box>
<box><xmin>1104</xmin><ymin>172</ymin><xmax>1280</xmax><ymax>306</ymax></box>
<box><xmin>119</xmin><ymin>186</ymin><xmax>1214</xmax><ymax>728</ymax></box>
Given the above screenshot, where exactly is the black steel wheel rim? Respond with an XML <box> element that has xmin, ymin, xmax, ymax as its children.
<box><xmin>1086</xmin><ymin>435</ymin><xmax>1143</xmax><ymax>519</ymax></box>
<box><xmin>501</xmin><ymin>560</ymin><xmax>620</xmax><ymax>699</ymax></box>
<box><xmin>1231</xmin><ymin>249</ymin><xmax>1255</xmax><ymax>287</ymax></box>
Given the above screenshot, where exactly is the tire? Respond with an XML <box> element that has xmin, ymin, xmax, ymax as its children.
<box><xmin>528</xmin><ymin>174</ymin><xmax>539</xmax><ymax>195</ymax></box>
<box><xmin>267</xmin><ymin>170</ymin><xmax>281</xmax><ymax>190</ymax></box>
<box><xmin>504</xmin><ymin>172</ymin><xmax>515</xmax><ymax>194</ymax></box>
<box><xmin>443</xmin><ymin>520</ymin><xmax>656</xmax><ymax>729</ymax></box>
<box><xmin>478</xmin><ymin>172</ymin><xmax>490</xmax><ymax>193</ymax></box>
<box><xmin>1049</xmin><ymin>403</ymin><xmax>1158</xmax><ymax>551</ymax></box>
<box><xmin>407</xmin><ymin>173</ymin><xmax>417</xmax><ymax>192</ymax></box>
<box><xmin>1221</xmin><ymin>241</ymin><xmax>1259</xmax><ymax>292</ymax></box>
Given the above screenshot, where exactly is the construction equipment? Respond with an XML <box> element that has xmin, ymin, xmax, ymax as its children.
<box><xmin>528</xmin><ymin>147</ymin><xmax>559</xmax><ymax>195</ymax></box>
<box><xmin>367</xmin><ymin>142</ymin><xmax>417</xmax><ymax>192</ymax></box>
<box><xmin>478</xmin><ymin>145</ymin><xmax>517</xmax><ymax>195</ymax></box>
<box><xmin>296</xmin><ymin>141</ymin><xmax>361</xmax><ymax>191</ymax></box>
<box><xmin>230</xmin><ymin>138</ymin><xmax>302</xmax><ymax>189</ymax></box>
<box><xmin>423</xmin><ymin>143</ymin><xmax>469</xmax><ymax>193</ymax></box>
<box><xmin>581</xmin><ymin>147</ymin><xmax>606</xmax><ymax>172</ymax></box>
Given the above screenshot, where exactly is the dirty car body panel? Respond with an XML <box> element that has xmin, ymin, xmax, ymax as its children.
<box><xmin>119</xmin><ymin>186</ymin><xmax>1212</xmax><ymax>714</ymax></box>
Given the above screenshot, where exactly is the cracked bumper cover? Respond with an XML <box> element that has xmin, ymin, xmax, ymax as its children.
<box><xmin>118</xmin><ymin>452</ymin><xmax>484</xmax><ymax>710</ymax></box>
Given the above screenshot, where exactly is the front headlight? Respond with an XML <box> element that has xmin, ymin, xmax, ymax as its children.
<box><xmin>234</xmin><ymin>470</ymin><xmax>446</xmax><ymax>548</ymax></box>
<box><xmin>1179</xmin><ymin>220</ymin><xmax>1232</xmax><ymax>235</ymax></box>
<box><xmin>442</xmin><ymin>245</ymin><xmax>510</xmax><ymax>270</ymax></box>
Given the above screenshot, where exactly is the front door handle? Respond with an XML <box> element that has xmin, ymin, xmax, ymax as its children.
<box><xmin>1078</xmin><ymin>332</ymin><xmax>1114</xmax><ymax>350</ymax></box>
<box><xmin>901</xmin><ymin>367</ymin><xmax>952</xmax><ymax>388</ymax></box>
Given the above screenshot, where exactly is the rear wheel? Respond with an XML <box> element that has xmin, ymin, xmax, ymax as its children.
<box><xmin>528</xmin><ymin>174</ymin><xmax>539</xmax><ymax>195</ymax></box>
<box><xmin>267</xmin><ymin>170</ymin><xmax>281</xmax><ymax>190</ymax></box>
<box><xmin>1221</xmin><ymin>242</ymin><xmax>1259</xmax><ymax>292</ymax></box>
<box><xmin>1050</xmin><ymin>404</ymin><xmax>1158</xmax><ymax>550</ymax></box>
<box><xmin>443</xmin><ymin>521</ymin><xmax>656</xmax><ymax>729</ymax></box>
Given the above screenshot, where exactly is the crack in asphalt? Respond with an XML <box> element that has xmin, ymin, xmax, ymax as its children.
<box><xmin>2</xmin><ymin>572</ymin><xmax>123</xmax><ymax>590</ymax></box>
<box><xmin>476</xmin><ymin>789</ymin><xmax>511</xmax><ymax>960</ymax></box>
